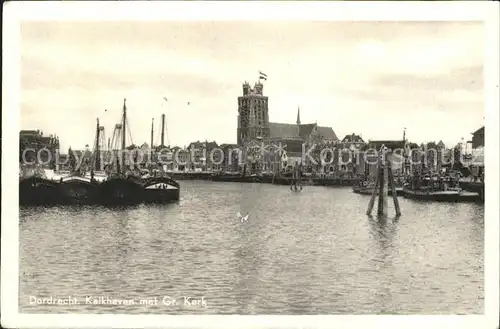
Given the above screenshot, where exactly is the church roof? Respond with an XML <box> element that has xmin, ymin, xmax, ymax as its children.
<box><xmin>298</xmin><ymin>124</ymin><xmax>316</xmax><ymax>139</ymax></box>
<box><xmin>269</xmin><ymin>122</ymin><xmax>299</xmax><ymax>139</ymax></box>
<box><xmin>317</xmin><ymin>126</ymin><xmax>338</xmax><ymax>141</ymax></box>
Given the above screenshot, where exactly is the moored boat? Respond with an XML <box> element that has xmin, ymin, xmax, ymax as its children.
<box><xmin>19</xmin><ymin>176</ymin><xmax>61</xmax><ymax>206</ymax></box>
<box><xmin>211</xmin><ymin>172</ymin><xmax>259</xmax><ymax>183</ymax></box>
<box><xmin>403</xmin><ymin>171</ymin><xmax>481</xmax><ymax>202</ymax></box>
<box><xmin>98</xmin><ymin>176</ymin><xmax>144</xmax><ymax>205</ymax></box>
<box><xmin>402</xmin><ymin>186</ymin><xmax>481</xmax><ymax>202</ymax></box>
<box><xmin>143</xmin><ymin>176</ymin><xmax>180</xmax><ymax>203</ymax></box>
<box><xmin>58</xmin><ymin>175</ymin><xmax>100</xmax><ymax>205</ymax></box>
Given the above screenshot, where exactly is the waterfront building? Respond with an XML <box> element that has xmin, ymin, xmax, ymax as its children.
<box><xmin>470</xmin><ymin>126</ymin><xmax>484</xmax><ymax>149</ymax></box>
<box><xmin>187</xmin><ymin>140</ymin><xmax>219</xmax><ymax>171</ymax></box>
<box><xmin>465</xmin><ymin>126</ymin><xmax>485</xmax><ymax>180</ymax></box>
<box><xmin>364</xmin><ymin>140</ymin><xmax>406</xmax><ymax>177</ymax></box>
<box><xmin>20</xmin><ymin>129</ymin><xmax>60</xmax><ymax>169</ymax></box>
<box><xmin>219</xmin><ymin>144</ymin><xmax>241</xmax><ymax>172</ymax></box>
<box><xmin>340</xmin><ymin>133</ymin><xmax>366</xmax><ymax>150</ymax></box>
<box><xmin>171</xmin><ymin>146</ymin><xmax>190</xmax><ymax>172</ymax></box>
<box><xmin>236</xmin><ymin>81</ymin><xmax>338</xmax><ymax>173</ymax></box>
<box><xmin>237</xmin><ymin>81</ymin><xmax>269</xmax><ymax>145</ymax></box>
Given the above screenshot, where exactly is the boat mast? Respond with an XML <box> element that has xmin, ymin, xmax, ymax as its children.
<box><xmin>161</xmin><ymin>114</ymin><xmax>165</xmax><ymax>147</ymax></box>
<box><xmin>151</xmin><ymin>118</ymin><xmax>154</xmax><ymax>148</ymax></box>
<box><xmin>121</xmin><ymin>98</ymin><xmax>127</xmax><ymax>174</ymax></box>
<box><xmin>94</xmin><ymin>118</ymin><xmax>101</xmax><ymax>174</ymax></box>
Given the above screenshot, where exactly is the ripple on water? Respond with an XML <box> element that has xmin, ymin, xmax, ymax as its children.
<box><xmin>19</xmin><ymin>182</ymin><xmax>484</xmax><ymax>314</ymax></box>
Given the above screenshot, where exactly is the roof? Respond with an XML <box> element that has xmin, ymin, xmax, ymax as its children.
<box><xmin>472</xmin><ymin>126</ymin><xmax>484</xmax><ymax>135</ymax></box>
<box><xmin>368</xmin><ymin>140</ymin><xmax>405</xmax><ymax>150</ymax></box>
<box><xmin>219</xmin><ymin>143</ymin><xmax>238</xmax><ymax>149</ymax></box>
<box><xmin>187</xmin><ymin>141</ymin><xmax>219</xmax><ymax>149</ymax></box>
<box><xmin>298</xmin><ymin>123</ymin><xmax>316</xmax><ymax>139</ymax></box>
<box><xmin>269</xmin><ymin>122</ymin><xmax>299</xmax><ymax>139</ymax></box>
<box><xmin>317</xmin><ymin>126</ymin><xmax>339</xmax><ymax>141</ymax></box>
<box><xmin>341</xmin><ymin>133</ymin><xmax>365</xmax><ymax>144</ymax></box>
<box><xmin>20</xmin><ymin>130</ymin><xmax>40</xmax><ymax>136</ymax></box>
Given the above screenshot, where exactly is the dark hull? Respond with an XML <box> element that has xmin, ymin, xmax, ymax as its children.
<box><xmin>211</xmin><ymin>175</ymin><xmax>259</xmax><ymax>183</ymax></box>
<box><xmin>98</xmin><ymin>178</ymin><xmax>144</xmax><ymax>205</ymax></box>
<box><xmin>352</xmin><ymin>186</ymin><xmax>404</xmax><ymax>196</ymax></box>
<box><xmin>143</xmin><ymin>177</ymin><xmax>180</xmax><ymax>204</ymax></box>
<box><xmin>259</xmin><ymin>175</ymin><xmax>275</xmax><ymax>184</ymax></box>
<box><xmin>313</xmin><ymin>178</ymin><xmax>357</xmax><ymax>187</ymax></box>
<box><xmin>59</xmin><ymin>179</ymin><xmax>100</xmax><ymax>205</ymax></box>
<box><xmin>459</xmin><ymin>181</ymin><xmax>485</xmax><ymax>200</ymax></box>
<box><xmin>19</xmin><ymin>177</ymin><xmax>61</xmax><ymax>206</ymax></box>
<box><xmin>272</xmin><ymin>177</ymin><xmax>291</xmax><ymax>185</ymax></box>
<box><xmin>170</xmin><ymin>172</ymin><xmax>213</xmax><ymax>181</ymax></box>
<box><xmin>403</xmin><ymin>188</ymin><xmax>481</xmax><ymax>202</ymax></box>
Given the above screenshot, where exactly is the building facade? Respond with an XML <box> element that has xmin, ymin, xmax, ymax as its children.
<box><xmin>236</xmin><ymin>81</ymin><xmax>339</xmax><ymax>174</ymax></box>
<box><xmin>470</xmin><ymin>126</ymin><xmax>484</xmax><ymax>149</ymax></box>
<box><xmin>187</xmin><ymin>140</ymin><xmax>219</xmax><ymax>171</ymax></box>
<box><xmin>237</xmin><ymin>82</ymin><xmax>269</xmax><ymax>145</ymax></box>
<box><xmin>20</xmin><ymin>130</ymin><xmax>60</xmax><ymax>169</ymax></box>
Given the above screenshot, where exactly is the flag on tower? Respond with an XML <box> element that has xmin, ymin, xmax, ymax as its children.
<box><xmin>259</xmin><ymin>71</ymin><xmax>268</xmax><ymax>80</ymax></box>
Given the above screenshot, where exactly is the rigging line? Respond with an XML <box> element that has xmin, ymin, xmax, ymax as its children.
<box><xmin>157</xmin><ymin>121</ymin><xmax>162</xmax><ymax>146</ymax></box>
<box><xmin>126</xmin><ymin>116</ymin><xmax>134</xmax><ymax>146</ymax></box>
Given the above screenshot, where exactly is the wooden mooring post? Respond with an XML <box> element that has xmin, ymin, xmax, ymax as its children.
<box><xmin>366</xmin><ymin>145</ymin><xmax>402</xmax><ymax>217</ymax></box>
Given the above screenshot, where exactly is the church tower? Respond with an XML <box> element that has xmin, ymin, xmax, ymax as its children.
<box><xmin>296</xmin><ymin>106</ymin><xmax>301</xmax><ymax>125</ymax></box>
<box><xmin>237</xmin><ymin>81</ymin><xmax>270</xmax><ymax>145</ymax></box>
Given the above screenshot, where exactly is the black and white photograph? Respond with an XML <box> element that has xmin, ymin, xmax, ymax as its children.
<box><xmin>2</xmin><ymin>1</ymin><xmax>499</xmax><ymax>329</ymax></box>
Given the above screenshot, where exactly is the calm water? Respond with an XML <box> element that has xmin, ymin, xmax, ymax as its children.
<box><xmin>19</xmin><ymin>181</ymin><xmax>484</xmax><ymax>314</ymax></box>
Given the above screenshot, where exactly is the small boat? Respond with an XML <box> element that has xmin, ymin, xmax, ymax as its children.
<box><xmin>19</xmin><ymin>176</ymin><xmax>61</xmax><ymax>206</ymax></box>
<box><xmin>403</xmin><ymin>186</ymin><xmax>481</xmax><ymax>202</ymax></box>
<box><xmin>143</xmin><ymin>176</ymin><xmax>180</xmax><ymax>203</ymax></box>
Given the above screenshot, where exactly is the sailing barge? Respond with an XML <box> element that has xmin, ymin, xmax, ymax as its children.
<box><xmin>19</xmin><ymin>99</ymin><xmax>181</xmax><ymax>206</ymax></box>
<box><xmin>19</xmin><ymin>174</ymin><xmax>61</xmax><ymax>206</ymax></box>
<box><xmin>58</xmin><ymin>119</ymin><xmax>104</xmax><ymax>205</ymax></box>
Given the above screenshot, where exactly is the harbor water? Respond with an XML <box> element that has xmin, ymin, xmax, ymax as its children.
<box><xmin>19</xmin><ymin>181</ymin><xmax>484</xmax><ymax>314</ymax></box>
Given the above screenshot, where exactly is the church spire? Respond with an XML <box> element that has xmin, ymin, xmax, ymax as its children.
<box><xmin>296</xmin><ymin>106</ymin><xmax>301</xmax><ymax>125</ymax></box>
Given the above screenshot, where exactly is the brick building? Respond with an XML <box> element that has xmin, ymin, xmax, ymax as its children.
<box><xmin>20</xmin><ymin>129</ymin><xmax>60</xmax><ymax>169</ymax></box>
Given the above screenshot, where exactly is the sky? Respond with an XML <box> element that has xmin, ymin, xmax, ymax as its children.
<box><xmin>20</xmin><ymin>21</ymin><xmax>484</xmax><ymax>151</ymax></box>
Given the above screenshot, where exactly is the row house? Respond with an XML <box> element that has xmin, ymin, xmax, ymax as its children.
<box><xmin>186</xmin><ymin>140</ymin><xmax>220</xmax><ymax>171</ymax></box>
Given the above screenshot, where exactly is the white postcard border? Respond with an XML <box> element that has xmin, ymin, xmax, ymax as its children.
<box><xmin>2</xmin><ymin>1</ymin><xmax>499</xmax><ymax>328</ymax></box>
